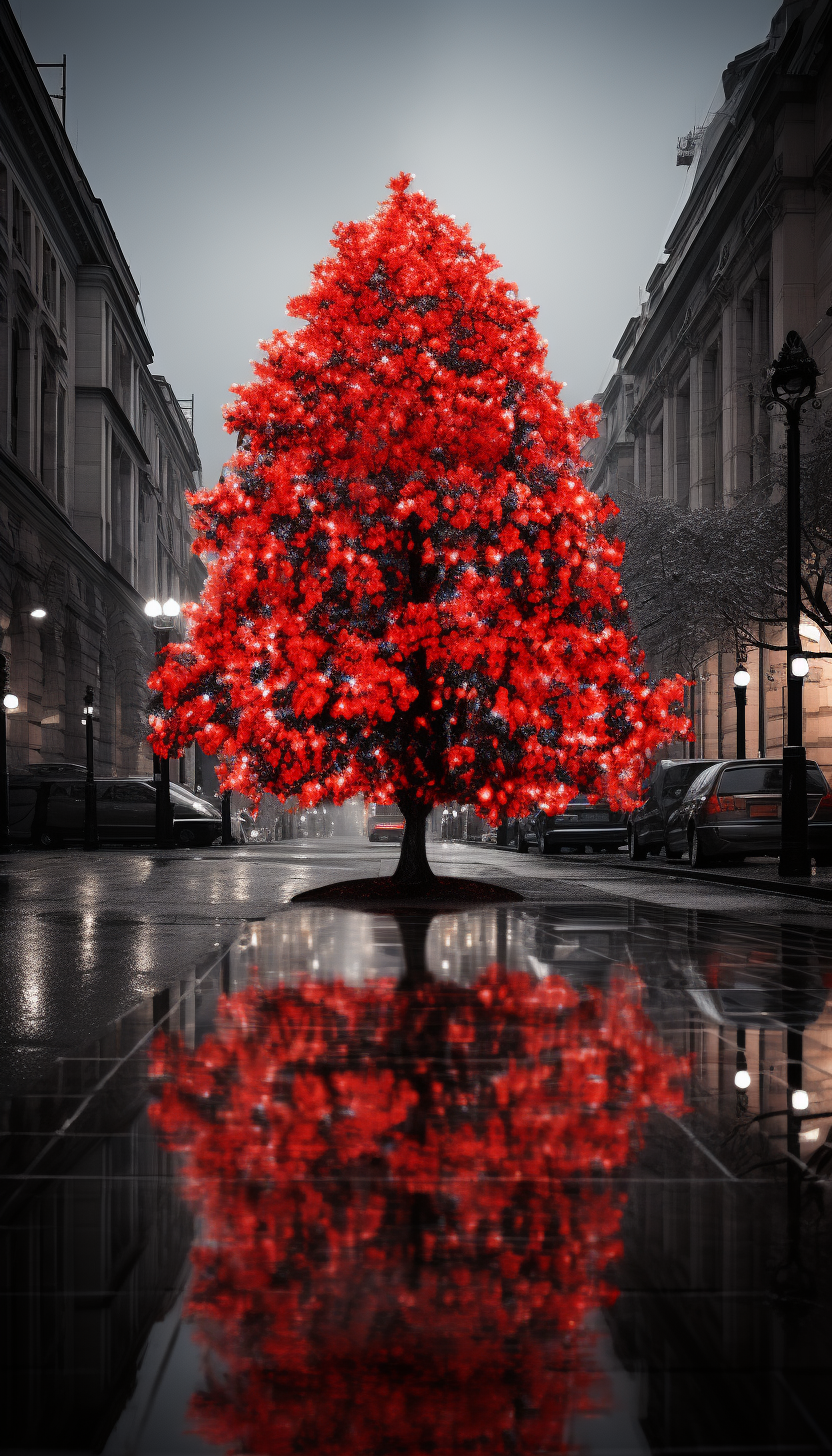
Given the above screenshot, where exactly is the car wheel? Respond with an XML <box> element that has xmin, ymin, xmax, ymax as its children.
<box><xmin>665</xmin><ymin>843</ymin><xmax>684</xmax><ymax>861</ymax></box>
<box><xmin>628</xmin><ymin>826</ymin><xmax>647</xmax><ymax>861</ymax></box>
<box><xmin>689</xmin><ymin>828</ymin><xmax>712</xmax><ymax>868</ymax></box>
<box><xmin>177</xmin><ymin>826</ymin><xmax>196</xmax><ymax>845</ymax></box>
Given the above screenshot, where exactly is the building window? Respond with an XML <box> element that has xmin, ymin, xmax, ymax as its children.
<box><xmin>11</xmin><ymin>318</ymin><xmax>30</xmax><ymax>461</ymax></box>
<box><xmin>0</xmin><ymin>286</ymin><xmax>7</xmax><ymax>447</ymax></box>
<box><xmin>56</xmin><ymin>384</ymin><xmax>66</xmax><ymax>507</ymax></box>
<box><xmin>110</xmin><ymin>433</ymin><xmax>135</xmax><ymax>584</ymax></box>
<box><xmin>111</xmin><ymin>324</ymin><xmax>132</xmax><ymax>422</ymax></box>
<box><xmin>42</xmin><ymin>241</ymin><xmax>57</xmax><ymax>315</ymax></box>
<box><xmin>701</xmin><ymin>339</ymin><xmax>723</xmax><ymax>508</ymax></box>
<box><xmin>59</xmin><ymin>272</ymin><xmax>67</xmax><ymax>333</ymax></box>
<box><xmin>12</xmin><ymin>185</ymin><xmax>31</xmax><ymax>264</ymax></box>
<box><xmin>675</xmin><ymin>378</ymin><xmax>690</xmax><ymax>510</ymax></box>
<box><xmin>39</xmin><ymin>362</ymin><xmax>59</xmax><ymax>495</ymax></box>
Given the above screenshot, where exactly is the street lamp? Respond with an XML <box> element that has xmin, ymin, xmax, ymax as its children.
<box><xmin>0</xmin><ymin>654</ymin><xmax>15</xmax><ymax>853</ymax></box>
<box><xmin>733</xmin><ymin>666</ymin><xmax>750</xmax><ymax>760</ymax></box>
<box><xmin>83</xmin><ymin>685</ymin><xmax>98</xmax><ymax>850</ymax></box>
<box><xmin>768</xmin><ymin>330</ymin><xmax>820</xmax><ymax>877</ymax></box>
<box><xmin>145</xmin><ymin>595</ymin><xmax>180</xmax><ymax>848</ymax></box>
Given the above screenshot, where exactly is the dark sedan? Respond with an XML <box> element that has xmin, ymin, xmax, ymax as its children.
<box><xmin>533</xmin><ymin>797</ymin><xmax>628</xmax><ymax>854</ymax></box>
<box><xmin>628</xmin><ymin>758</ymin><xmax>720</xmax><ymax>861</ymax></box>
<box><xmin>665</xmin><ymin>758</ymin><xmax>832</xmax><ymax>867</ymax></box>
<box><xmin>9</xmin><ymin>775</ymin><xmax>222</xmax><ymax>847</ymax></box>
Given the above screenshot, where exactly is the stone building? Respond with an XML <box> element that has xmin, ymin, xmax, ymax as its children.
<box><xmin>588</xmin><ymin>0</ymin><xmax>832</xmax><ymax>774</ymax></box>
<box><xmin>0</xmin><ymin>0</ymin><xmax>204</xmax><ymax>779</ymax></box>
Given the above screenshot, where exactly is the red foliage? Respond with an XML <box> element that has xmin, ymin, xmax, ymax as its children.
<box><xmin>148</xmin><ymin>174</ymin><xmax>687</xmax><ymax>815</ymax></box>
<box><xmin>151</xmin><ymin>967</ymin><xmax>686</xmax><ymax>1453</ymax></box>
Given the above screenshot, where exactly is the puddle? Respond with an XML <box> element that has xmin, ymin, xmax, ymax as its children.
<box><xmin>3</xmin><ymin>900</ymin><xmax>832</xmax><ymax>1453</ymax></box>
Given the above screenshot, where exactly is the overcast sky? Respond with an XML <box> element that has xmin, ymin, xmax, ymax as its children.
<box><xmin>14</xmin><ymin>0</ymin><xmax>775</xmax><ymax>487</ymax></box>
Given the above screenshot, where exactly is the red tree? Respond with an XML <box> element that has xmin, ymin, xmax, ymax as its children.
<box><xmin>149</xmin><ymin>174</ymin><xmax>687</xmax><ymax>882</ymax></box>
<box><xmin>151</xmin><ymin>967</ymin><xmax>686</xmax><ymax>1454</ymax></box>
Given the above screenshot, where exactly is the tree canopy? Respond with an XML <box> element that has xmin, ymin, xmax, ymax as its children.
<box><xmin>149</xmin><ymin>175</ymin><xmax>687</xmax><ymax>820</ymax></box>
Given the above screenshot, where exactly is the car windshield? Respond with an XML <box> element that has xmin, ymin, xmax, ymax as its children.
<box><xmin>662</xmin><ymin>762</ymin><xmax>718</xmax><ymax>799</ymax></box>
<box><xmin>718</xmin><ymin>762</ymin><xmax>828</xmax><ymax>795</ymax></box>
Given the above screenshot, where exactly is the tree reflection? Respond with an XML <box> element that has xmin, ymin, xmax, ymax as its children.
<box><xmin>151</xmin><ymin>966</ymin><xmax>686</xmax><ymax>1454</ymax></box>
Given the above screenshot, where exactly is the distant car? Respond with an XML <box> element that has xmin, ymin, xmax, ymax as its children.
<box><xmin>368</xmin><ymin>803</ymin><xmax>405</xmax><ymax>843</ymax></box>
<box><xmin>8</xmin><ymin>774</ymin><xmax>222</xmax><ymax>848</ymax></box>
<box><xmin>533</xmin><ymin>797</ymin><xmax>628</xmax><ymax>854</ymax></box>
<box><xmin>628</xmin><ymin>758</ymin><xmax>720</xmax><ymax>860</ymax></box>
<box><xmin>664</xmin><ymin>758</ymin><xmax>832</xmax><ymax>867</ymax></box>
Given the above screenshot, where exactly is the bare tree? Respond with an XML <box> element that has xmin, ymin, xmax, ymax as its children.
<box><xmin>609</xmin><ymin>415</ymin><xmax>832</xmax><ymax>675</ymax></box>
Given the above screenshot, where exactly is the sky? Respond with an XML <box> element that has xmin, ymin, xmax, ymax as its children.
<box><xmin>14</xmin><ymin>0</ymin><xmax>776</xmax><ymax>488</ymax></box>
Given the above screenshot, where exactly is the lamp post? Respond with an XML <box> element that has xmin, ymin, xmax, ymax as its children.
<box><xmin>767</xmin><ymin>331</ymin><xmax>820</xmax><ymax>877</ymax></box>
<box><xmin>0</xmin><ymin>655</ymin><xmax>16</xmax><ymax>854</ymax></box>
<box><xmin>145</xmin><ymin>596</ymin><xmax>180</xmax><ymax>848</ymax></box>
<box><xmin>733</xmin><ymin>666</ymin><xmax>749</xmax><ymax>760</ymax></box>
<box><xmin>83</xmin><ymin>684</ymin><xmax>98</xmax><ymax>850</ymax></box>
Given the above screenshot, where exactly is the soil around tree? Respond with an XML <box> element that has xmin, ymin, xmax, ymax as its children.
<box><xmin>292</xmin><ymin>876</ymin><xmax>523</xmax><ymax>908</ymax></box>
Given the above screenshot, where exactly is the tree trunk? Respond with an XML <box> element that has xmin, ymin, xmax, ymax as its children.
<box><xmin>393</xmin><ymin>799</ymin><xmax>436</xmax><ymax>886</ymax></box>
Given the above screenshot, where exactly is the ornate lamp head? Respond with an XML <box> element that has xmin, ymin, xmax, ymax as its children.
<box><xmin>768</xmin><ymin>331</ymin><xmax>820</xmax><ymax>408</ymax></box>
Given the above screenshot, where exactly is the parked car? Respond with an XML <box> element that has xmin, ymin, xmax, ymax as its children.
<box><xmin>8</xmin><ymin>775</ymin><xmax>222</xmax><ymax>847</ymax></box>
<box><xmin>628</xmin><ymin>758</ymin><xmax>720</xmax><ymax>860</ymax></box>
<box><xmin>533</xmin><ymin>797</ymin><xmax>628</xmax><ymax>854</ymax></box>
<box><xmin>664</xmin><ymin>758</ymin><xmax>832</xmax><ymax>867</ymax></box>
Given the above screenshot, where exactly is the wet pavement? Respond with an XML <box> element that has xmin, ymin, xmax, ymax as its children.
<box><xmin>3</xmin><ymin>841</ymin><xmax>832</xmax><ymax>1453</ymax></box>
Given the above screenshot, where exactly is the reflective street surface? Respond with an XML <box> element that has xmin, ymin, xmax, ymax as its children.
<box><xmin>4</xmin><ymin>846</ymin><xmax>832</xmax><ymax>1454</ymax></box>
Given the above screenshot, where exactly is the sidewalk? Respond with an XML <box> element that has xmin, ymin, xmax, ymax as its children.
<box><xmin>490</xmin><ymin>842</ymin><xmax>832</xmax><ymax>903</ymax></box>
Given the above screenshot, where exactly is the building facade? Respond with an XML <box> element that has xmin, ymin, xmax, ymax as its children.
<box><xmin>0</xmin><ymin>0</ymin><xmax>203</xmax><ymax>779</ymax></box>
<box><xmin>588</xmin><ymin>0</ymin><xmax>832</xmax><ymax>775</ymax></box>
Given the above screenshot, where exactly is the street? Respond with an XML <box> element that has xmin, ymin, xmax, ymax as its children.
<box><xmin>4</xmin><ymin>840</ymin><xmax>832</xmax><ymax>1452</ymax></box>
